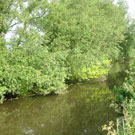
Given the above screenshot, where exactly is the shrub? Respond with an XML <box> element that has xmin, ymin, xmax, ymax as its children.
<box><xmin>0</xmin><ymin>46</ymin><xmax>68</xmax><ymax>103</ymax></box>
<box><xmin>70</xmin><ymin>59</ymin><xmax>111</xmax><ymax>81</ymax></box>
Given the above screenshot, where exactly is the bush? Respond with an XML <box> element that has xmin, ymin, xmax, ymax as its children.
<box><xmin>70</xmin><ymin>59</ymin><xmax>111</xmax><ymax>81</ymax></box>
<box><xmin>117</xmin><ymin>99</ymin><xmax>135</xmax><ymax>135</ymax></box>
<box><xmin>107</xmin><ymin>61</ymin><xmax>135</xmax><ymax>135</ymax></box>
<box><xmin>0</xmin><ymin>46</ymin><xmax>68</xmax><ymax>103</ymax></box>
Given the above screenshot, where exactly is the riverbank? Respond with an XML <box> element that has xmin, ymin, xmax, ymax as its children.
<box><xmin>103</xmin><ymin>59</ymin><xmax>135</xmax><ymax>135</ymax></box>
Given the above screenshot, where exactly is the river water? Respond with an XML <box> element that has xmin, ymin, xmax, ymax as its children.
<box><xmin>0</xmin><ymin>82</ymin><xmax>117</xmax><ymax>135</ymax></box>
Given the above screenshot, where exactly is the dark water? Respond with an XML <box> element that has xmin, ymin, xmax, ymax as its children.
<box><xmin>0</xmin><ymin>82</ymin><xmax>117</xmax><ymax>135</ymax></box>
<box><xmin>107</xmin><ymin>59</ymin><xmax>129</xmax><ymax>89</ymax></box>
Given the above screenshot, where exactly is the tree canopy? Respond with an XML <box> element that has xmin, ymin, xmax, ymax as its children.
<box><xmin>0</xmin><ymin>0</ymin><xmax>130</xmax><ymax>103</ymax></box>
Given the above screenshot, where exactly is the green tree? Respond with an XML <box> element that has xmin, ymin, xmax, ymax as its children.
<box><xmin>0</xmin><ymin>0</ymin><xmax>129</xmax><ymax>103</ymax></box>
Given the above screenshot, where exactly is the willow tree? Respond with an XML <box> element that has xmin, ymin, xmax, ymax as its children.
<box><xmin>38</xmin><ymin>0</ymin><xmax>127</xmax><ymax>79</ymax></box>
<box><xmin>0</xmin><ymin>0</ymin><xmax>129</xmax><ymax>102</ymax></box>
<box><xmin>0</xmin><ymin>0</ymin><xmax>7</xmax><ymax>48</ymax></box>
<box><xmin>12</xmin><ymin>0</ymin><xmax>128</xmax><ymax>79</ymax></box>
<box><xmin>0</xmin><ymin>0</ymin><xmax>14</xmax><ymax>47</ymax></box>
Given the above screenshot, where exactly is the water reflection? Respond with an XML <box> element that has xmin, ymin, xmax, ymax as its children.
<box><xmin>107</xmin><ymin>60</ymin><xmax>129</xmax><ymax>89</ymax></box>
<box><xmin>23</xmin><ymin>128</ymin><xmax>34</xmax><ymax>135</ymax></box>
<box><xmin>0</xmin><ymin>82</ymin><xmax>116</xmax><ymax>135</ymax></box>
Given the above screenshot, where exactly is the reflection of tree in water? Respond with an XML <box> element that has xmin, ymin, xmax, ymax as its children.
<box><xmin>0</xmin><ymin>95</ymin><xmax>74</xmax><ymax>135</ymax></box>
<box><xmin>65</xmin><ymin>83</ymin><xmax>117</xmax><ymax>135</ymax></box>
<box><xmin>107</xmin><ymin>60</ymin><xmax>129</xmax><ymax>89</ymax></box>
<box><xmin>0</xmin><ymin>83</ymin><xmax>116</xmax><ymax>135</ymax></box>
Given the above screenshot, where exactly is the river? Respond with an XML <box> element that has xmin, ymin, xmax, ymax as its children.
<box><xmin>0</xmin><ymin>82</ymin><xmax>117</xmax><ymax>135</ymax></box>
<box><xmin>0</xmin><ymin>61</ymin><xmax>127</xmax><ymax>135</ymax></box>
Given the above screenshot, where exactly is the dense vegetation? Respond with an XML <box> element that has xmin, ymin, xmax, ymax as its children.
<box><xmin>103</xmin><ymin>19</ymin><xmax>135</xmax><ymax>135</ymax></box>
<box><xmin>0</xmin><ymin>0</ymin><xmax>128</xmax><ymax>103</ymax></box>
<box><xmin>1</xmin><ymin>0</ymin><xmax>135</xmax><ymax>135</ymax></box>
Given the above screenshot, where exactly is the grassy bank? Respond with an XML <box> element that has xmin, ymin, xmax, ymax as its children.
<box><xmin>103</xmin><ymin>61</ymin><xmax>135</xmax><ymax>135</ymax></box>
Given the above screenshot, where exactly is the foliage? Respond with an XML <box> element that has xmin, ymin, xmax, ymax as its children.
<box><xmin>104</xmin><ymin>99</ymin><xmax>135</xmax><ymax>135</ymax></box>
<box><xmin>102</xmin><ymin>121</ymin><xmax>117</xmax><ymax>135</ymax></box>
<box><xmin>0</xmin><ymin>45</ymin><xmax>68</xmax><ymax>103</ymax></box>
<box><xmin>70</xmin><ymin>59</ymin><xmax>111</xmax><ymax>81</ymax></box>
<box><xmin>118</xmin><ymin>19</ymin><xmax>135</xmax><ymax>59</ymax></box>
<box><xmin>0</xmin><ymin>0</ymin><xmax>128</xmax><ymax>102</ymax></box>
<box><xmin>108</xmin><ymin>56</ymin><xmax>135</xmax><ymax>135</ymax></box>
<box><xmin>0</xmin><ymin>0</ymin><xmax>14</xmax><ymax>47</ymax></box>
<box><xmin>116</xmin><ymin>99</ymin><xmax>135</xmax><ymax>135</ymax></box>
<box><xmin>113</xmin><ymin>60</ymin><xmax>135</xmax><ymax>104</ymax></box>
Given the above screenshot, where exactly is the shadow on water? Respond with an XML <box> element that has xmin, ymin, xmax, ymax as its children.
<box><xmin>0</xmin><ymin>60</ymin><xmax>128</xmax><ymax>135</ymax></box>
